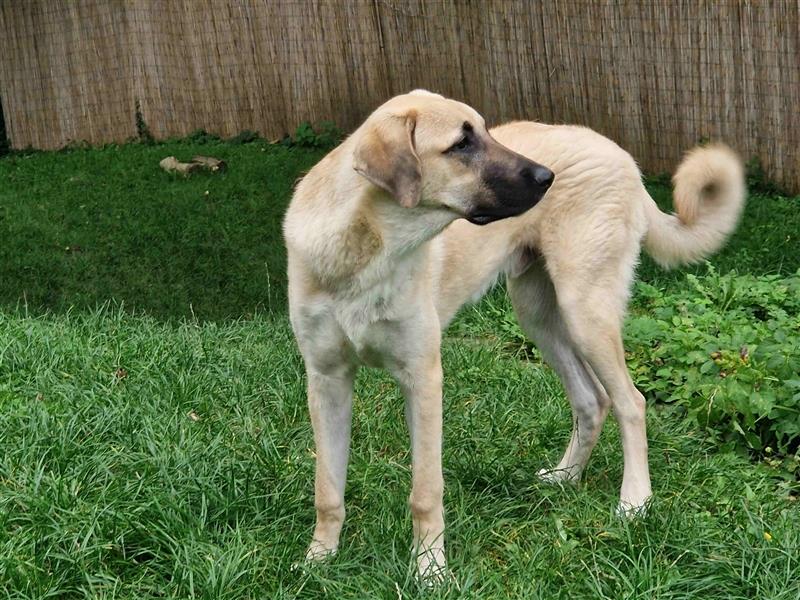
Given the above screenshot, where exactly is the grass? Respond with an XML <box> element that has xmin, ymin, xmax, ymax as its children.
<box><xmin>0</xmin><ymin>141</ymin><xmax>326</xmax><ymax>320</ymax></box>
<box><xmin>1</xmin><ymin>140</ymin><xmax>799</xmax><ymax>598</ymax></box>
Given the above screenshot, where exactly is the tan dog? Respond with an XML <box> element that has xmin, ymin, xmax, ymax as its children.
<box><xmin>283</xmin><ymin>90</ymin><xmax>744</xmax><ymax>580</ymax></box>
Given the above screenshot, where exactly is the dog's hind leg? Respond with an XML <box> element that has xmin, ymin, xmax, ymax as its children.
<box><xmin>508</xmin><ymin>260</ymin><xmax>611</xmax><ymax>483</ymax></box>
<box><xmin>551</xmin><ymin>273</ymin><xmax>652</xmax><ymax>514</ymax></box>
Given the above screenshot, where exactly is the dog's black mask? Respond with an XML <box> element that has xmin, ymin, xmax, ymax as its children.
<box><xmin>468</xmin><ymin>158</ymin><xmax>554</xmax><ymax>225</ymax></box>
<box><xmin>445</xmin><ymin>122</ymin><xmax>554</xmax><ymax>225</ymax></box>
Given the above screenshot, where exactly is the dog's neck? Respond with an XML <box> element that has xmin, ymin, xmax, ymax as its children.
<box><xmin>296</xmin><ymin>183</ymin><xmax>457</xmax><ymax>295</ymax></box>
<box><xmin>368</xmin><ymin>189</ymin><xmax>457</xmax><ymax>256</ymax></box>
<box><xmin>332</xmin><ymin>187</ymin><xmax>456</xmax><ymax>292</ymax></box>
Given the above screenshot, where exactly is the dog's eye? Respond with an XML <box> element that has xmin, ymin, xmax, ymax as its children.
<box><xmin>447</xmin><ymin>136</ymin><xmax>471</xmax><ymax>153</ymax></box>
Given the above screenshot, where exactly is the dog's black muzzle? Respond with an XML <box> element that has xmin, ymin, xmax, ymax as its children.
<box><xmin>467</xmin><ymin>158</ymin><xmax>554</xmax><ymax>226</ymax></box>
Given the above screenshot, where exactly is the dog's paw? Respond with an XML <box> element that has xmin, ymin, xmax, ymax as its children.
<box><xmin>537</xmin><ymin>467</ymin><xmax>579</xmax><ymax>485</ymax></box>
<box><xmin>416</xmin><ymin>546</ymin><xmax>448</xmax><ymax>587</ymax></box>
<box><xmin>305</xmin><ymin>539</ymin><xmax>337</xmax><ymax>562</ymax></box>
<box><xmin>616</xmin><ymin>496</ymin><xmax>651</xmax><ymax>519</ymax></box>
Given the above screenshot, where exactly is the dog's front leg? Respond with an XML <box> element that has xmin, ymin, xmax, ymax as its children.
<box><xmin>305</xmin><ymin>366</ymin><xmax>355</xmax><ymax>561</ymax></box>
<box><xmin>394</xmin><ymin>349</ymin><xmax>446</xmax><ymax>582</ymax></box>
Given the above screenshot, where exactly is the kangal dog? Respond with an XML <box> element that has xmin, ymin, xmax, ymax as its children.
<box><xmin>283</xmin><ymin>90</ymin><xmax>744</xmax><ymax>579</ymax></box>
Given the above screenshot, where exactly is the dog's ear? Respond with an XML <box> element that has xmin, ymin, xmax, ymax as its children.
<box><xmin>353</xmin><ymin>112</ymin><xmax>421</xmax><ymax>208</ymax></box>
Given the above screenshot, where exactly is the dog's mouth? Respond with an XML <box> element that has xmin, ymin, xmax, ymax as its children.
<box><xmin>466</xmin><ymin>213</ymin><xmax>495</xmax><ymax>225</ymax></box>
<box><xmin>465</xmin><ymin>201</ymin><xmax>542</xmax><ymax>226</ymax></box>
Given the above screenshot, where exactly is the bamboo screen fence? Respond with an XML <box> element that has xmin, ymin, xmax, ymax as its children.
<box><xmin>0</xmin><ymin>1</ymin><xmax>798</xmax><ymax>191</ymax></box>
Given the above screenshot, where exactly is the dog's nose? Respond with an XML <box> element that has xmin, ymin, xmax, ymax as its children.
<box><xmin>533</xmin><ymin>166</ymin><xmax>554</xmax><ymax>189</ymax></box>
<box><xmin>520</xmin><ymin>164</ymin><xmax>555</xmax><ymax>190</ymax></box>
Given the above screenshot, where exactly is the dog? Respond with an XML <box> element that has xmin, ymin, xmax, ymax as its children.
<box><xmin>283</xmin><ymin>90</ymin><xmax>744</xmax><ymax>580</ymax></box>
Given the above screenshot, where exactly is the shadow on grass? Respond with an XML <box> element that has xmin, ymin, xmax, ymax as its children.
<box><xmin>0</xmin><ymin>141</ymin><xmax>327</xmax><ymax>321</ymax></box>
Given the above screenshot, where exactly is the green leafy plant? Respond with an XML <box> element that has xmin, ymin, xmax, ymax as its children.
<box><xmin>746</xmin><ymin>156</ymin><xmax>787</xmax><ymax>196</ymax></box>
<box><xmin>228</xmin><ymin>130</ymin><xmax>260</xmax><ymax>145</ymax></box>
<box><xmin>185</xmin><ymin>129</ymin><xmax>222</xmax><ymax>145</ymax></box>
<box><xmin>134</xmin><ymin>100</ymin><xmax>154</xmax><ymax>144</ymax></box>
<box><xmin>626</xmin><ymin>266</ymin><xmax>800</xmax><ymax>455</ymax></box>
<box><xmin>284</xmin><ymin>121</ymin><xmax>342</xmax><ymax>149</ymax></box>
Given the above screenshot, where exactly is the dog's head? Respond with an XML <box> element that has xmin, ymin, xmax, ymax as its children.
<box><xmin>352</xmin><ymin>90</ymin><xmax>553</xmax><ymax>225</ymax></box>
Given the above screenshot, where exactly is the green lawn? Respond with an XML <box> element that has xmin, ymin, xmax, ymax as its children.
<box><xmin>0</xmin><ymin>141</ymin><xmax>798</xmax><ymax>598</ymax></box>
<box><xmin>0</xmin><ymin>141</ymin><xmax>325</xmax><ymax>321</ymax></box>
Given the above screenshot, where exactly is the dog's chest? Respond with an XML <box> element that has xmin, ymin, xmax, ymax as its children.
<box><xmin>333</xmin><ymin>263</ymin><xmax>428</xmax><ymax>368</ymax></box>
<box><xmin>335</xmin><ymin>290</ymin><xmax>402</xmax><ymax>368</ymax></box>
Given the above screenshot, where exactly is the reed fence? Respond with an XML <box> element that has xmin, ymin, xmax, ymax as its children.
<box><xmin>0</xmin><ymin>0</ymin><xmax>798</xmax><ymax>191</ymax></box>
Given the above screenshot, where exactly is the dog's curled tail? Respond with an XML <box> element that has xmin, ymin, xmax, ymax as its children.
<box><xmin>643</xmin><ymin>144</ymin><xmax>745</xmax><ymax>269</ymax></box>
